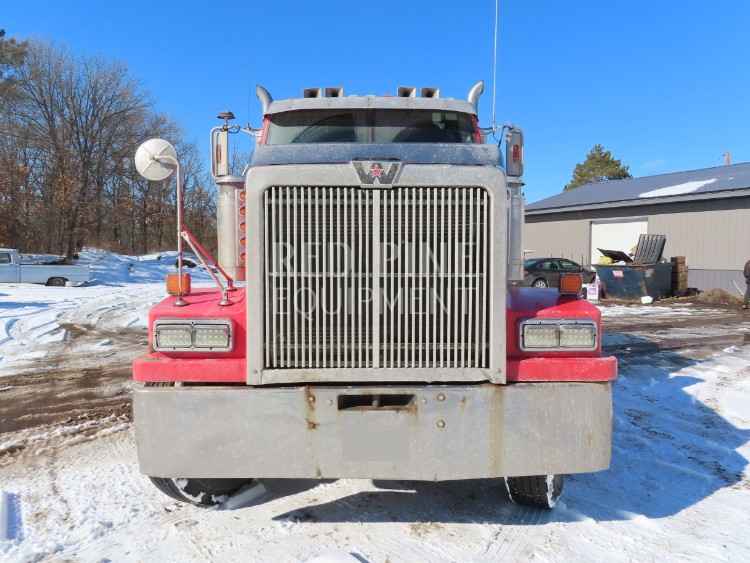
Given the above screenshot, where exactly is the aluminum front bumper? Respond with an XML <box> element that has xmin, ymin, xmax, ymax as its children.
<box><xmin>134</xmin><ymin>382</ymin><xmax>612</xmax><ymax>480</ymax></box>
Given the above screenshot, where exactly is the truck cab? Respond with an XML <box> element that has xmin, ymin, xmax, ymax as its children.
<box><xmin>132</xmin><ymin>82</ymin><xmax>616</xmax><ymax>509</ymax></box>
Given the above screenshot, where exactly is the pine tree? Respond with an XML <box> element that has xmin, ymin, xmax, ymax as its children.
<box><xmin>0</xmin><ymin>30</ymin><xmax>27</xmax><ymax>95</ymax></box>
<box><xmin>564</xmin><ymin>144</ymin><xmax>631</xmax><ymax>191</ymax></box>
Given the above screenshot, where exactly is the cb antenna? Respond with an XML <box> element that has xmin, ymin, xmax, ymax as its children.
<box><xmin>491</xmin><ymin>0</ymin><xmax>500</xmax><ymax>137</ymax></box>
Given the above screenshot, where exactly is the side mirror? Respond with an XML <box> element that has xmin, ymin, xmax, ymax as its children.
<box><xmin>211</xmin><ymin>111</ymin><xmax>235</xmax><ymax>178</ymax></box>
<box><xmin>212</xmin><ymin>128</ymin><xmax>230</xmax><ymax>177</ymax></box>
<box><xmin>134</xmin><ymin>138</ymin><xmax>178</xmax><ymax>181</ymax></box>
<box><xmin>134</xmin><ymin>138</ymin><xmax>188</xmax><ymax>306</ymax></box>
<box><xmin>505</xmin><ymin>127</ymin><xmax>524</xmax><ymax>178</ymax></box>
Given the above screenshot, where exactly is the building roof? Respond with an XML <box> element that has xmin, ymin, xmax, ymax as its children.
<box><xmin>526</xmin><ymin>162</ymin><xmax>750</xmax><ymax>215</ymax></box>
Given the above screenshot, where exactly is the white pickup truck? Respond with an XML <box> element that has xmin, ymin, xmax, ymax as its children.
<box><xmin>0</xmin><ymin>248</ymin><xmax>90</xmax><ymax>286</ymax></box>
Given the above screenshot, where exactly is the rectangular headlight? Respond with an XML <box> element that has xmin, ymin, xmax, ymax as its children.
<box><xmin>155</xmin><ymin>324</ymin><xmax>193</xmax><ymax>349</ymax></box>
<box><xmin>153</xmin><ymin>319</ymin><xmax>233</xmax><ymax>352</ymax></box>
<box><xmin>522</xmin><ymin>323</ymin><xmax>560</xmax><ymax>349</ymax></box>
<box><xmin>520</xmin><ymin>320</ymin><xmax>597</xmax><ymax>351</ymax></box>
<box><xmin>193</xmin><ymin>324</ymin><xmax>231</xmax><ymax>349</ymax></box>
<box><xmin>559</xmin><ymin>323</ymin><xmax>597</xmax><ymax>348</ymax></box>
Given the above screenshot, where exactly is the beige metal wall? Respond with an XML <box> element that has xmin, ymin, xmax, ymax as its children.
<box><xmin>650</xmin><ymin>206</ymin><xmax>750</xmax><ymax>270</ymax></box>
<box><xmin>523</xmin><ymin>217</ymin><xmax>591</xmax><ymax>265</ymax></box>
<box><xmin>524</xmin><ymin>196</ymin><xmax>750</xmax><ymax>272</ymax></box>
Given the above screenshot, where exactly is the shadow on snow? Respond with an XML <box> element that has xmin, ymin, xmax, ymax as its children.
<box><xmin>0</xmin><ymin>301</ymin><xmax>53</xmax><ymax>311</ymax></box>
<box><xmin>258</xmin><ymin>334</ymin><xmax>748</xmax><ymax>524</ymax></box>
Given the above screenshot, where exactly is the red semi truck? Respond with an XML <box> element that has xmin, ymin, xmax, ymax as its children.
<box><xmin>131</xmin><ymin>81</ymin><xmax>616</xmax><ymax>509</ymax></box>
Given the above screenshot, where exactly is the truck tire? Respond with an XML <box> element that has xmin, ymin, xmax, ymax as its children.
<box><xmin>46</xmin><ymin>277</ymin><xmax>67</xmax><ymax>287</ymax></box>
<box><xmin>142</xmin><ymin>382</ymin><xmax>252</xmax><ymax>507</ymax></box>
<box><xmin>503</xmin><ymin>474</ymin><xmax>564</xmax><ymax>509</ymax></box>
<box><xmin>149</xmin><ymin>477</ymin><xmax>251</xmax><ymax>507</ymax></box>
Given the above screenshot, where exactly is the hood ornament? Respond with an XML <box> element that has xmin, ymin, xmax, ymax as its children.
<box><xmin>352</xmin><ymin>160</ymin><xmax>402</xmax><ymax>187</ymax></box>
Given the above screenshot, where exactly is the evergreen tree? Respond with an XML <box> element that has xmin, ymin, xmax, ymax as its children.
<box><xmin>564</xmin><ymin>144</ymin><xmax>631</xmax><ymax>191</ymax></box>
<box><xmin>0</xmin><ymin>30</ymin><xmax>27</xmax><ymax>100</ymax></box>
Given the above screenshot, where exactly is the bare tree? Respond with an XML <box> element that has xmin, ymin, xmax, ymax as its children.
<box><xmin>0</xmin><ymin>37</ymin><xmax>217</xmax><ymax>256</ymax></box>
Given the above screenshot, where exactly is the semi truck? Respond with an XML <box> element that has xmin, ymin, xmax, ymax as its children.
<box><xmin>0</xmin><ymin>248</ymin><xmax>90</xmax><ymax>286</ymax></box>
<box><xmin>131</xmin><ymin>81</ymin><xmax>616</xmax><ymax>509</ymax></box>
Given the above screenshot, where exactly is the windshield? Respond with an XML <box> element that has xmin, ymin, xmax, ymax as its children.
<box><xmin>266</xmin><ymin>109</ymin><xmax>477</xmax><ymax>144</ymax></box>
<box><xmin>524</xmin><ymin>259</ymin><xmax>538</xmax><ymax>268</ymax></box>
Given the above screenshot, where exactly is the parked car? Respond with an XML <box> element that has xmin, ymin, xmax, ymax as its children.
<box><xmin>0</xmin><ymin>248</ymin><xmax>90</xmax><ymax>286</ymax></box>
<box><xmin>173</xmin><ymin>253</ymin><xmax>198</xmax><ymax>269</ymax></box>
<box><xmin>523</xmin><ymin>257</ymin><xmax>596</xmax><ymax>288</ymax></box>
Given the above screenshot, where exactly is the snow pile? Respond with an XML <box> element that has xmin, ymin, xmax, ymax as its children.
<box><xmin>18</xmin><ymin>253</ymin><xmax>65</xmax><ymax>265</ymax></box>
<box><xmin>599</xmin><ymin>303</ymin><xmax>723</xmax><ymax>319</ymax></box>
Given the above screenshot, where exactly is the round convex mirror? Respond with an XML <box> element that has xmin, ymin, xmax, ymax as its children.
<box><xmin>134</xmin><ymin>138</ymin><xmax>178</xmax><ymax>182</ymax></box>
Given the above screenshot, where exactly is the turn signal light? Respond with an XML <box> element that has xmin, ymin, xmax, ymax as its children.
<box><xmin>166</xmin><ymin>272</ymin><xmax>192</xmax><ymax>296</ymax></box>
<box><xmin>559</xmin><ymin>273</ymin><xmax>583</xmax><ymax>295</ymax></box>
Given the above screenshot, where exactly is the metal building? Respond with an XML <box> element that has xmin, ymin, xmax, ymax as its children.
<box><xmin>524</xmin><ymin>162</ymin><xmax>750</xmax><ymax>292</ymax></box>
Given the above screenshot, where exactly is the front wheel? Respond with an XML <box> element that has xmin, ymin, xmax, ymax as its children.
<box><xmin>46</xmin><ymin>277</ymin><xmax>67</xmax><ymax>287</ymax></box>
<box><xmin>149</xmin><ymin>477</ymin><xmax>251</xmax><ymax>506</ymax></box>
<box><xmin>532</xmin><ymin>278</ymin><xmax>548</xmax><ymax>288</ymax></box>
<box><xmin>504</xmin><ymin>474</ymin><xmax>564</xmax><ymax>509</ymax></box>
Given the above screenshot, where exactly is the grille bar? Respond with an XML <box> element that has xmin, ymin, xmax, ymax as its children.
<box><xmin>264</xmin><ymin>186</ymin><xmax>490</xmax><ymax>369</ymax></box>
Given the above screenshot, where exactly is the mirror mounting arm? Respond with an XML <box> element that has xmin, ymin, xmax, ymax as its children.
<box><xmin>242</xmin><ymin>124</ymin><xmax>262</xmax><ymax>138</ymax></box>
<box><xmin>180</xmin><ymin>229</ymin><xmax>233</xmax><ymax>307</ymax></box>
<box><xmin>152</xmin><ymin>153</ymin><xmax>187</xmax><ymax>307</ymax></box>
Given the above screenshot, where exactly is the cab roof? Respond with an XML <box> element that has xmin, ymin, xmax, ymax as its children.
<box><xmin>256</xmin><ymin>81</ymin><xmax>484</xmax><ymax>117</ymax></box>
<box><xmin>263</xmin><ymin>95</ymin><xmax>478</xmax><ymax>116</ymax></box>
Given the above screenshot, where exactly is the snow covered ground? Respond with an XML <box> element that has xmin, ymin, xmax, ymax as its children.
<box><xmin>1</xmin><ymin>263</ymin><xmax>749</xmax><ymax>562</ymax></box>
<box><xmin>0</xmin><ymin>249</ymin><xmax>209</xmax><ymax>377</ymax></box>
<box><xmin>598</xmin><ymin>302</ymin><xmax>728</xmax><ymax>320</ymax></box>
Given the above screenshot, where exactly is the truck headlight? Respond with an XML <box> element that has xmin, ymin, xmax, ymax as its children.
<box><xmin>155</xmin><ymin>324</ymin><xmax>193</xmax><ymax>349</ymax></box>
<box><xmin>193</xmin><ymin>324</ymin><xmax>231</xmax><ymax>349</ymax></box>
<box><xmin>559</xmin><ymin>323</ymin><xmax>597</xmax><ymax>348</ymax></box>
<box><xmin>522</xmin><ymin>324</ymin><xmax>559</xmax><ymax>349</ymax></box>
<box><xmin>520</xmin><ymin>319</ymin><xmax>597</xmax><ymax>351</ymax></box>
<box><xmin>153</xmin><ymin>319</ymin><xmax>233</xmax><ymax>352</ymax></box>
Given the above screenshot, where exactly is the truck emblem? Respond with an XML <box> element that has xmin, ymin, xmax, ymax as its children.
<box><xmin>352</xmin><ymin>161</ymin><xmax>402</xmax><ymax>187</ymax></box>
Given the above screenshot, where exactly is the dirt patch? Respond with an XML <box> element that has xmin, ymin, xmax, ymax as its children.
<box><xmin>603</xmin><ymin>311</ymin><xmax>742</xmax><ymax>332</ymax></box>
<box><xmin>602</xmin><ymin>286</ymin><xmax>748</xmax><ymax>309</ymax></box>
<box><xmin>0</xmin><ymin>406</ymin><xmax>131</xmax><ymax>467</ymax></box>
<box><xmin>409</xmin><ymin>521</ymin><xmax>444</xmax><ymax>537</ymax></box>
<box><xmin>0</xmin><ymin>365</ymin><xmax>131</xmax><ymax>434</ymax></box>
<box><xmin>656</xmin><ymin>288</ymin><xmax>746</xmax><ymax>309</ymax></box>
<box><xmin>1</xmin><ymin>323</ymin><xmax>142</xmax><ymax>437</ymax></box>
<box><xmin>692</xmin><ymin>288</ymin><xmax>745</xmax><ymax>307</ymax></box>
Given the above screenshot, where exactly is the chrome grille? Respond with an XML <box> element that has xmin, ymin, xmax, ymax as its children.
<box><xmin>264</xmin><ymin>186</ymin><xmax>490</xmax><ymax>369</ymax></box>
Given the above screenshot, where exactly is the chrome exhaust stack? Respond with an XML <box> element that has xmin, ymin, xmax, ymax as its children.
<box><xmin>256</xmin><ymin>85</ymin><xmax>272</xmax><ymax>115</ymax></box>
<box><xmin>324</xmin><ymin>86</ymin><xmax>344</xmax><ymax>97</ymax></box>
<box><xmin>467</xmin><ymin>80</ymin><xmax>484</xmax><ymax>110</ymax></box>
<box><xmin>303</xmin><ymin>87</ymin><xmax>322</xmax><ymax>98</ymax></box>
<box><xmin>505</xmin><ymin>126</ymin><xmax>525</xmax><ymax>283</ymax></box>
<box><xmin>397</xmin><ymin>86</ymin><xmax>417</xmax><ymax>97</ymax></box>
<box><xmin>211</xmin><ymin>111</ymin><xmax>245</xmax><ymax>282</ymax></box>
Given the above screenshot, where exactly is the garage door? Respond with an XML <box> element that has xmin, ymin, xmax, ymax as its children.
<box><xmin>590</xmin><ymin>219</ymin><xmax>648</xmax><ymax>264</ymax></box>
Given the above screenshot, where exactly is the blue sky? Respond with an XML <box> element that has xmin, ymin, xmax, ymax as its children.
<box><xmin>4</xmin><ymin>0</ymin><xmax>749</xmax><ymax>202</ymax></box>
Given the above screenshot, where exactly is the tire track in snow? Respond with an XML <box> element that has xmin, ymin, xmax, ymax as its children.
<box><xmin>480</xmin><ymin>504</ymin><xmax>546</xmax><ymax>561</ymax></box>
